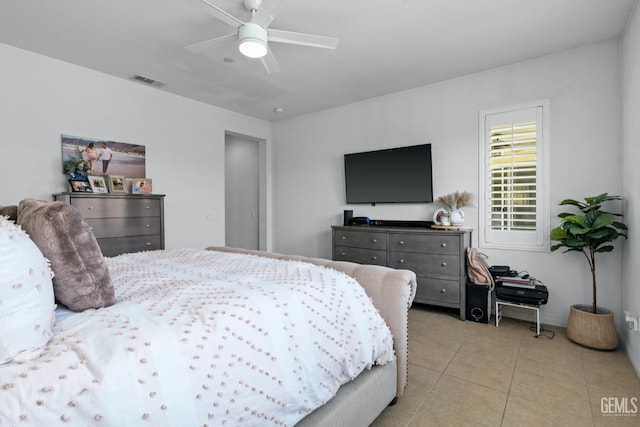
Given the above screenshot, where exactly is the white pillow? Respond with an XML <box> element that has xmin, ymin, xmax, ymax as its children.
<box><xmin>0</xmin><ymin>216</ymin><xmax>56</xmax><ymax>364</ymax></box>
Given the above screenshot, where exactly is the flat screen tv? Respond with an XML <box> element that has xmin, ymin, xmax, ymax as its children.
<box><xmin>344</xmin><ymin>144</ymin><xmax>433</xmax><ymax>204</ymax></box>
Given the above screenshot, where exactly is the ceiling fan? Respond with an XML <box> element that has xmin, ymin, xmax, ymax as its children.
<box><xmin>186</xmin><ymin>0</ymin><xmax>339</xmax><ymax>73</ymax></box>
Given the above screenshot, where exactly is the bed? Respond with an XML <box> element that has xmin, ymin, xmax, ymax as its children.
<box><xmin>0</xmin><ymin>199</ymin><xmax>416</xmax><ymax>426</ymax></box>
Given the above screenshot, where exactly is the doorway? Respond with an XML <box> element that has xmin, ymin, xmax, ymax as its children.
<box><xmin>225</xmin><ymin>133</ymin><xmax>261</xmax><ymax>250</ymax></box>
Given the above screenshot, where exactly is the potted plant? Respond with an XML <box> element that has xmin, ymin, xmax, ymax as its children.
<box><xmin>550</xmin><ymin>193</ymin><xmax>628</xmax><ymax>350</ymax></box>
<box><xmin>64</xmin><ymin>147</ymin><xmax>92</xmax><ymax>178</ymax></box>
<box><xmin>437</xmin><ymin>191</ymin><xmax>474</xmax><ymax>226</ymax></box>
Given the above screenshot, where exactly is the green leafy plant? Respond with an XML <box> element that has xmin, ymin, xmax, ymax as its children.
<box><xmin>64</xmin><ymin>147</ymin><xmax>92</xmax><ymax>176</ymax></box>
<box><xmin>550</xmin><ymin>193</ymin><xmax>628</xmax><ymax>313</ymax></box>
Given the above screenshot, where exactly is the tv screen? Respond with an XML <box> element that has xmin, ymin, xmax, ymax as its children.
<box><xmin>344</xmin><ymin>144</ymin><xmax>433</xmax><ymax>204</ymax></box>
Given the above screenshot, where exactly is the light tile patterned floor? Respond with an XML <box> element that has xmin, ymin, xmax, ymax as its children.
<box><xmin>371</xmin><ymin>305</ymin><xmax>640</xmax><ymax>426</ymax></box>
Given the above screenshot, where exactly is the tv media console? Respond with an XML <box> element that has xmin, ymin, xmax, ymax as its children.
<box><xmin>331</xmin><ymin>225</ymin><xmax>472</xmax><ymax>320</ymax></box>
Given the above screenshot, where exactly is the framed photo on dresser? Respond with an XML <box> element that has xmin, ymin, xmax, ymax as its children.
<box><xmin>88</xmin><ymin>175</ymin><xmax>108</xmax><ymax>193</ymax></box>
<box><xmin>132</xmin><ymin>178</ymin><xmax>152</xmax><ymax>194</ymax></box>
<box><xmin>68</xmin><ymin>176</ymin><xmax>93</xmax><ymax>193</ymax></box>
<box><xmin>107</xmin><ymin>175</ymin><xmax>127</xmax><ymax>193</ymax></box>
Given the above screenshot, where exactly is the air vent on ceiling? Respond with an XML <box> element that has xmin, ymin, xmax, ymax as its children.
<box><xmin>129</xmin><ymin>74</ymin><xmax>166</xmax><ymax>88</ymax></box>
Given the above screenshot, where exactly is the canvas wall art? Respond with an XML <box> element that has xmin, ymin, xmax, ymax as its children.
<box><xmin>61</xmin><ymin>134</ymin><xmax>146</xmax><ymax>177</ymax></box>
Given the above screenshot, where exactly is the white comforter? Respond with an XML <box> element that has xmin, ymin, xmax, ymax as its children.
<box><xmin>0</xmin><ymin>248</ymin><xmax>394</xmax><ymax>426</ymax></box>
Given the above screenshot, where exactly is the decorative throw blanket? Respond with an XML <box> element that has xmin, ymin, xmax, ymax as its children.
<box><xmin>0</xmin><ymin>248</ymin><xmax>394</xmax><ymax>426</ymax></box>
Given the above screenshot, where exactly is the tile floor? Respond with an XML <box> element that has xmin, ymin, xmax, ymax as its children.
<box><xmin>371</xmin><ymin>304</ymin><xmax>640</xmax><ymax>426</ymax></box>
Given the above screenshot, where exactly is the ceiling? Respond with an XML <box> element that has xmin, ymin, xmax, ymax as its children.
<box><xmin>0</xmin><ymin>0</ymin><xmax>636</xmax><ymax>121</ymax></box>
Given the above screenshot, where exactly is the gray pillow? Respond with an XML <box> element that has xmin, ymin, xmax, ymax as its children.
<box><xmin>17</xmin><ymin>199</ymin><xmax>115</xmax><ymax>312</ymax></box>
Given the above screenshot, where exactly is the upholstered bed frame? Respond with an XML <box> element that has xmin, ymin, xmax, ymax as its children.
<box><xmin>205</xmin><ymin>246</ymin><xmax>417</xmax><ymax>426</ymax></box>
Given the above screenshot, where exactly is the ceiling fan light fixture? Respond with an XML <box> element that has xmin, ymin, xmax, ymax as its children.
<box><xmin>238</xmin><ymin>23</ymin><xmax>268</xmax><ymax>58</ymax></box>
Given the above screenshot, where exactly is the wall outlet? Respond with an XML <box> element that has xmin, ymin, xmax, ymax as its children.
<box><xmin>624</xmin><ymin>311</ymin><xmax>639</xmax><ymax>333</ymax></box>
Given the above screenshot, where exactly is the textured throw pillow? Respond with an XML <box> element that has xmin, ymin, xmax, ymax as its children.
<box><xmin>17</xmin><ymin>199</ymin><xmax>115</xmax><ymax>312</ymax></box>
<box><xmin>0</xmin><ymin>216</ymin><xmax>56</xmax><ymax>364</ymax></box>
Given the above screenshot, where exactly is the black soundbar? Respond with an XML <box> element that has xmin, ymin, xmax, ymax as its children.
<box><xmin>368</xmin><ymin>219</ymin><xmax>433</xmax><ymax>228</ymax></box>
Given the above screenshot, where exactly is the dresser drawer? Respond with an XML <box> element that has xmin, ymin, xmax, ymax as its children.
<box><xmin>415</xmin><ymin>278</ymin><xmax>460</xmax><ymax>306</ymax></box>
<box><xmin>86</xmin><ymin>217</ymin><xmax>161</xmax><ymax>238</ymax></box>
<box><xmin>388</xmin><ymin>252</ymin><xmax>460</xmax><ymax>276</ymax></box>
<box><xmin>54</xmin><ymin>193</ymin><xmax>165</xmax><ymax>257</ymax></box>
<box><xmin>388</xmin><ymin>233</ymin><xmax>460</xmax><ymax>255</ymax></box>
<box><xmin>334</xmin><ymin>229</ymin><xmax>387</xmax><ymax>250</ymax></box>
<box><xmin>332</xmin><ymin>225</ymin><xmax>471</xmax><ymax>320</ymax></box>
<box><xmin>97</xmin><ymin>235</ymin><xmax>163</xmax><ymax>257</ymax></box>
<box><xmin>71</xmin><ymin>197</ymin><xmax>162</xmax><ymax>218</ymax></box>
<box><xmin>334</xmin><ymin>245</ymin><xmax>387</xmax><ymax>266</ymax></box>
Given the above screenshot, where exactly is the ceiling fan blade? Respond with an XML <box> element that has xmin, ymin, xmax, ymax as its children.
<box><xmin>268</xmin><ymin>29</ymin><xmax>339</xmax><ymax>49</ymax></box>
<box><xmin>260</xmin><ymin>48</ymin><xmax>280</xmax><ymax>74</ymax></box>
<box><xmin>198</xmin><ymin>0</ymin><xmax>244</xmax><ymax>28</ymax></box>
<box><xmin>185</xmin><ymin>33</ymin><xmax>236</xmax><ymax>53</ymax></box>
<box><xmin>250</xmin><ymin>0</ymin><xmax>285</xmax><ymax>28</ymax></box>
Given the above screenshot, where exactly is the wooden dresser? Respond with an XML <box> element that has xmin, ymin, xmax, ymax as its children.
<box><xmin>332</xmin><ymin>225</ymin><xmax>471</xmax><ymax>320</ymax></box>
<box><xmin>54</xmin><ymin>192</ymin><xmax>165</xmax><ymax>257</ymax></box>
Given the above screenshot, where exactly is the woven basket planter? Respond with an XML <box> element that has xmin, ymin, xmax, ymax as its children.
<box><xmin>567</xmin><ymin>304</ymin><xmax>618</xmax><ymax>350</ymax></box>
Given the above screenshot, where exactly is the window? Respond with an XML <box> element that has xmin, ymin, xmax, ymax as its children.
<box><xmin>478</xmin><ymin>101</ymin><xmax>550</xmax><ymax>251</ymax></box>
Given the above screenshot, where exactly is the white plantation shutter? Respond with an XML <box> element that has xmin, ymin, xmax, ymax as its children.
<box><xmin>479</xmin><ymin>101</ymin><xmax>550</xmax><ymax>251</ymax></box>
<box><xmin>489</xmin><ymin>120</ymin><xmax>537</xmax><ymax>231</ymax></box>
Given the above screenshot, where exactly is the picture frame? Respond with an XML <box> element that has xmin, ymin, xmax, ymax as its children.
<box><xmin>88</xmin><ymin>175</ymin><xmax>109</xmax><ymax>193</ymax></box>
<box><xmin>132</xmin><ymin>178</ymin><xmax>152</xmax><ymax>195</ymax></box>
<box><xmin>68</xmin><ymin>176</ymin><xmax>93</xmax><ymax>193</ymax></box>
<box><xmin>107</xmin><ymin>175</ymin><xmax>127</xmax><ymax>193</ymax></box>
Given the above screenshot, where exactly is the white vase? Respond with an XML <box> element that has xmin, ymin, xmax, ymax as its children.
<box><xmin>450</xmin><ymin>209</ymin><xmax>464</xmax><ymax>226</ymax></box>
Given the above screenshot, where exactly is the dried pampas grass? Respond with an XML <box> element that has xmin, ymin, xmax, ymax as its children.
<box><xmin>437</xmin><ymin>191</ymin><xmax>474</xmax><ymax>210</ymax></box>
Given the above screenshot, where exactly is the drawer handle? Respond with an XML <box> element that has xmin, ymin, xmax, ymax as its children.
<box><xmin>87</xmin><ymin>206</ymin><xmax>93</xmax><ymax>211</ymax></box>
<box><xmin>146</xmin><ymin>206</ymin><xmax>150</xmax><ymax>209</ymax></box>
<box><xmin>146</xmin><ymin>224</ymin><xmax>150</xmax><ymax>228</ymax></box>
<box><xmin>441</xmin><ymin>242</ymin><xmax>447</xmax><ymax>248</ymax></box>
<box><xmin>341</xmin><ymin>252</ymin><xmax>346</xmax><ymax>256</ymax></box>
<box><xmin>371</xmin><ymin>256</ymin><xmax>377</xmax><ymax>260</ymax></box>
<box><xmin>146</xmin><ymin>242</ymin><xmax>151</xmax><ymax>246</ymax></box>
<box><xmin>341</xmin><ymin>236</ymin><xmax>346</xmax><ymax>240</ymax></box>
<box><xmin>440</xmin><ymin>288</ymin><xmax>447</xmax><ymax>293</ymax></box>
<box><xmin>399</xmin><ymin>259</ymin><xmax>405</xmax><ymax>263</ymax></box>
<box><xmin>398</xmin><ymin>240</ymin><xmax>405</xmax><ymax>245</ymax></box>
<box><xmin>372</xmin><ymin>239</ymin><xmax>378</xmax><ymax>243</ymax></box>
<box><xmin>441</xmin><ymin>262</ymin><xmax>447</xmax><ymax>267</ymax></box>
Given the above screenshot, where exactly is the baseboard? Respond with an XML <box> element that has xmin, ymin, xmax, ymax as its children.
<box><xmin>620</xmin><ymin>334</ymin><xmax>640</xmax><ymax>378</ymax></box>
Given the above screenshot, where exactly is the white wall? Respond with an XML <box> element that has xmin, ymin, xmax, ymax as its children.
<box><xmin>621</xmin><ymin>1</ymin><xmax>640</xmax><ymax>375</ymax></box>
<box><xmin>0</xmin><ymin>43</ymin><xmax>271</xmax><ymax>251</ymax></box>
<box><xmin>272</xmin><ymin>40</ymin><xmax>624</xmax><ymax>329</ymax></box>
